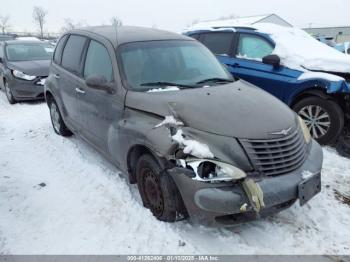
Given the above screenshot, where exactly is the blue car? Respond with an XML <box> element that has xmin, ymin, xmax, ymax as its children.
<box><xmin>184</xmin><ymin>24</ymin><xmax>350</xmax><ymax>145</ymax></box>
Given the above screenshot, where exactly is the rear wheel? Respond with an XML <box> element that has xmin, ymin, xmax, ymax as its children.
<box><xmin>4</xmin><ymin>81</ymin><xmax>16</xmax><ymax>104</ymax></box>
<box><xmin>136</xmin><ymin>154</ymin><xmax>187</xmax><ymax>222</ymax></box>
<box><xmin>293</xmin><ymin>96</ymin><xmax>344</xmax><ymax>145</ymax></box>
<box><xmin>48</xmin><ymin>99</ymin><xmax>72</xmax><ymax>136</ymax></box>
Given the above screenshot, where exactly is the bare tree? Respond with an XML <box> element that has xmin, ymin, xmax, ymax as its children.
<box><xmin>32</xmin><ymin>6</ymin><xmax>47</xmax><ymax>39</ymax></box>
<box><xmin>0</xmin><ymin>15</ymin><xmax>10</xmax><ymax>34</ymax></box>
<box><xmin>60</xmin><ymin>18</ymin><xmax>76</xmax><ymax>33</ymax></box>
<box><xmin>60</xmin><ymin>18</ymin><xmax>88</xmax><ymax>33</ymax></box>
<box><xmin>110</xmin><ymin>16</ymin><xmax>122</xmax><ymax>27</ymax></box>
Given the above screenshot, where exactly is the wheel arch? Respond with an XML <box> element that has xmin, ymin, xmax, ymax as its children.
<box><xmin>126</xmin><ymin>144</ymin><xmax>172</xmax><ymax>184</ymax></box>
<box><xmin>45</xmin><ymin>90</ymin><xmax>54</xmax><ymax>104</ymax></box>
<box><xmin>290</xmin><ymin>87</ymin><xmax>331</xmax><ymax>108</ymax></box>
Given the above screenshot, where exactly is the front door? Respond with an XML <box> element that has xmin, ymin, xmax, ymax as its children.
<box><xmin>224</xmin><ymin>33</ymin><xmax>297</xmax><ymax>100</ymax></box>
<box><xmin>78</xmin><ymin>39</ymin><xmax>123</xmax><ymax>155</ymax></box>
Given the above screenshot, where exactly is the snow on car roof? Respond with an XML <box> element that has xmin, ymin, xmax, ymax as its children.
<box><xmin>255</xmin><ymin>23</ymin><xmax>350</xmax><ymax>73</ymax></box>
<box><xmin>185</xmin><ymin>22</ymin><xmax>350</xmax><ymax>74</ymax></box>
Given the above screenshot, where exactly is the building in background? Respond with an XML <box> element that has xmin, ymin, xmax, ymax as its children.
<box><xmin>192</xmin><ymin>14</ymin><xmax>293</xmax><ymax>29</ymax></box>
<box><xmin>304</xmin><ymin>26</ymin><xmax>350</xmax><ymax>43</ymax></box>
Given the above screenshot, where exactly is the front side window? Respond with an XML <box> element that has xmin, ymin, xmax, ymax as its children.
<box><xmin>237</xmin><ymin>34</ymin><xmax>274</xmax><ymax>60</ymax></box>
<box><xmin>200</xmin><ymin>33</ymin><xmax>233</xmax><ymax>55</ymax></box>
<box><xmin>84</xmin><ymin>40</ymin><xmax>113</xmax><ymax>82</ymax></box>
<box><xmin>5</xmin><ymin>42</ymin><xmax>54</xmax><ymax>61</ymax></box>
<box><xmin>61</xmin><ymin>35</ymin><xmax>87</xmax><ymax>74</ymax></box>
<box><xmin>119</xmin><ymin>40</ymin><xmax>232</xmax><ymax>91</ymax></box>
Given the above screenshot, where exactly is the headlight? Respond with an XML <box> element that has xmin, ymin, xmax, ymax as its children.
<box><xmin>12</xmin><ymin>70</ymin><xmax>36</xmax><ymax>81</ymax></box>
<box><xmin>187</xmin><ymin>159</ymin><xmax>246</xmax><ymax>182</ymax></box>
<box><xmin>298</xmin><ymin>116</ymin><xmax>311</xmax><ymax>144</ymax></box>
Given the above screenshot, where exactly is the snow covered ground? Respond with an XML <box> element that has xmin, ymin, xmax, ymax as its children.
<box><xmin>0</xmin><ymin>91</ymin><xmax>350</xmax><ymax>255</ymax></box>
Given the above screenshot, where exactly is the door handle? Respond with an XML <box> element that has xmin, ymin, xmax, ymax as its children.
<box><xmin>75</xmin><ymin>87</ymin><xmax>85</xmax><ymax>94</ymax></box>
<box><xmin>231</xmin><ymin>63</ymin><xmax>240</xmax><ymax>67</ymax></box>
<box><xmin>53</xmin><ymin>74</ymin><xmax>60</xmax><ymax>79</ymax></box>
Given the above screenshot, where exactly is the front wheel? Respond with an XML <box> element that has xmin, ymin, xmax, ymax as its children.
<box><xmin>136</xmin><ymin>154</ymin><xmax>187</xmax><ymax>222</ymax></box>
<box><xmin>293</xmin><ymin>96</ymin><xmax>344</xmax><ymax>145</ymax></box>
<box><xmin>4</xmin><ymin>81</ymin><xmax>16</xmax><ymax>104</ymax></box>
<box><xmin>48</xmin><ymin>99</ymin><xmax>72</xmax><ymax>136</ymax></box>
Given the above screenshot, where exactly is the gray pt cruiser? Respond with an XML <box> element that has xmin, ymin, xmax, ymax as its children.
<box><xmin>45</xmin><ymin>26</ymin><xmax>323</xmax><ymax>226</ymax></box>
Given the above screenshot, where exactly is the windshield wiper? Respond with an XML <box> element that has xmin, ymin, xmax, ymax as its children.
<box><xmin>196</xmin><ymin>78</ymin><xmax>234</xmax><ymax>85</ymax></box>
<box><xmin>140</xmin><ymin>81</ymin><xmax>196</xmax><ymax>89</ymax></box>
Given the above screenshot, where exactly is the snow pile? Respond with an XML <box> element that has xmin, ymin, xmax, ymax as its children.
<box><xmin>147</xmin><ymin>87</ymin><xmax>180</xmax><ymax>93</ymax></box>
<box><xmin>298</xmin><ymin>71</ymin><xmax>344</xmax><ymax>82</ymax></box>
<box><xmin>172</xmin><ymin>130</ymin><xmax>214</xmax><ymax>159</ymax></box>
<box><xmin>255</xmin><ymin>23</ymin><xmax>350</xmax><ymax>73</ymax></box>
<box><xmin>155</xmin><ymin>116</ymin><xmax>184</xmax><ymax>128</ymax></box>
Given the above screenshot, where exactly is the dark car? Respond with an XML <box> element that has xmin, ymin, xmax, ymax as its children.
<box><xmin>184</xmin><ymin>24</ymin><xmax>350</xmax><ymax>146</ymax></box>
<box><xmin>0</xmin><ymin>33</ymin><xmax>16</xmax><ymax>42</ymax></box>
<box><xmin>45</xmin><ymin>26</ymin><xmax>323</xmax><ymax>226</ymax></box>
<box><xmin>0</xmin><ymin>40</ymin><xmax>54</xmax><ymax>104</ymax></box>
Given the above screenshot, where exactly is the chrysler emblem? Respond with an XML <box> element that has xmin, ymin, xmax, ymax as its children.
<box><xmin>269</xmin><ymin>127</ymin><xmax>292</xmax><ymax>136</ymax></box>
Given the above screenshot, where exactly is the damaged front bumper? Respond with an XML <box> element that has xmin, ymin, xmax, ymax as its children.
<box><xmin>167</xmin><ymin>140</ymin><xmax>323</xmax><ymax>226</ymax></box>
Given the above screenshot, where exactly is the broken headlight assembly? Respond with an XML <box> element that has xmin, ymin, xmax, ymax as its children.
<box><xmin>186</xmin><ymin>159</ymin><xmax>247</xmax><ymax>182</ymax></box>
<box><xmin>298</xmin><ymin>116</ymin><xmax>311</xmax><ymax>144</ymax></box>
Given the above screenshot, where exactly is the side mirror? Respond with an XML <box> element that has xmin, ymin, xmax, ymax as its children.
<box><xmin>0</xmin><ymin>57</ymin><xmax>3</xmax><ymax>63</ymax></box>
<box><xmin>85</xmin><ymin>75</ymin><xmax>115</xmax><ymax>94</ymax></box>
<box><xmin>262</xmin><ymin>54</ymin><xmax>280</xmax><ymax>68</ymax></box>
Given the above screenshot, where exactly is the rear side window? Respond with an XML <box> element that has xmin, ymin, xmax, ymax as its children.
<box><xmin>61</xmin><ymin>35</ymin><xmax>87</xmax><ymax>74</ymax></box>
<box><xmin>53</xmin><ymin>35</ymin><xmax>68</xmax><ymax>64</ymax></box>
<box><xmin>200</xmin><ymin>33</ymin><xmax>234</xmax><ymax>55</ymax></box>
<box><xmin>84</xmin><ymin>40</ymin><xmax>113</xmax><ymax>82</ymax></box>
<box><xmin>237</xmin><ymin>34</ymin><xmax>274</xmax><ymax>60</ymax></box>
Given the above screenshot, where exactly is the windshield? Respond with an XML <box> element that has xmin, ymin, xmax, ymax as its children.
<box><xmin>118</xmin><ymin>40</ymin><xmax>233</xmax><ymax>91</ymax></box>
<box><xmin>6</xmin><ymin>42</ymin><xmax>54</xmax><ymax>61</ymax></box>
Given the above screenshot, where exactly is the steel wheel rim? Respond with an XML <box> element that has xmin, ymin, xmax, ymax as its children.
<box><xmin>5</xmin><ymin>83</ymin><xmax>12</xmax><ymax>101</ymax></box>
<box><xmin>50</xmin><ymin>103</ymin><xmax>61</xmax><ymax>132</ymax></box>
<box><xmin>298</xmin><ymin>105</ymin><xmax>331</xmax><ymax>139</ymax></box>
<box><xmin>142</xmin><ymin>168</ymin><xmax>164</xmax><ymax>217</ymax></box>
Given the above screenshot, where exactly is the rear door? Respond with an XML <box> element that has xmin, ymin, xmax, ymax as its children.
<box><xmin>78</xmin><ymin>38</ymin><xmax>123</xmax><ymax>154</ymax></box>
<box><xmin>58</xmin><ymin>34</ymin><xmax>88</xmax><ymax>130</ymax></box>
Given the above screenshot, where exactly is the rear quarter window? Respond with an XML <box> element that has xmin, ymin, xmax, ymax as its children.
<box><xmin>53</xmin><ymin>35</ymin><xmax>68</xmax><ymax>64</ymax></box>
<box><xmin>61</xmin><ymin>35</ymin><xmax>87</xmax><ymax>74</ymax></box>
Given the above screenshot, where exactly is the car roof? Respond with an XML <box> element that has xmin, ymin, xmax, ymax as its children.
<box><xmin>70</xmin><ymin>25</ymin><xmax>193</xmax><ymax>48</ymax></box>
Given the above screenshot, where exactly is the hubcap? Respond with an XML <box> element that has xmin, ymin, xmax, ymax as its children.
<box><xmin>298</xmin><ymin>105</ymin><xmax>331</xmax><ymax>139</ymax></box>
<box><xmin>50</xmin><ymin>103</ymin><xmax>61</xmax><ymax>132</ymax></box>
<box><xmin>142</xmin><ymin>168</ymin><xmax>164</xmax><ymax>217</ymax></box>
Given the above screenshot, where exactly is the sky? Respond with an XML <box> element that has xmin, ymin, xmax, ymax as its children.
<box><xmin>0</xmin><ymin>0</ymin><xmax>349</xmax><ymax>34</ymax></box>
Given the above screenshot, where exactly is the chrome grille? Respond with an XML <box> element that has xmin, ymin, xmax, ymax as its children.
<box><xmin>240</xmin><ymin>127</ymin><xmax>308</xmax><ymax>176</ymax></box>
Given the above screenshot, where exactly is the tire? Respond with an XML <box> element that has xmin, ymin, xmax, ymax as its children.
<box><xmin>136</xmin><ymin>154</ymin><xmax>187</xmax><ymax>222</ymax></box>
<box><xmin>48</xmin><ymin>99</ymin><xmax>72</xmax><ymax>136</ymax></box>
<box><xmin>293</xmin><ymin>96</ymin><xmax>344</xmax><ymax>145</ymax></box>
<box><xmin>4</xmin><ymin>80</ymin><xmax>16</xmax><ymax>104</ymax></box>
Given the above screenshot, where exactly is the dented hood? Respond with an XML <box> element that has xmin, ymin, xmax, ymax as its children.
<box><xmin>125</xmin><ymin>80</ymin><xmax>297</xmax><ymax>139</ymax></box>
